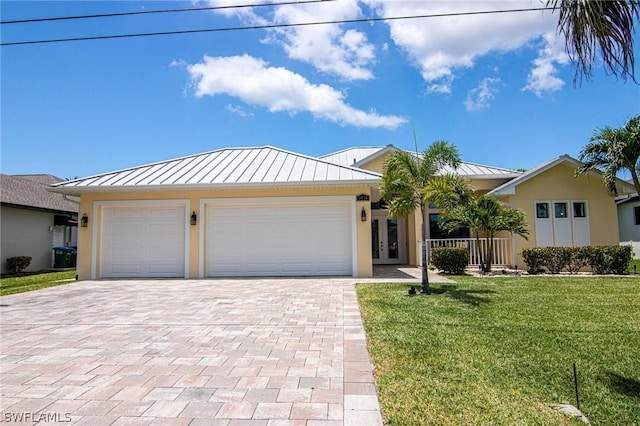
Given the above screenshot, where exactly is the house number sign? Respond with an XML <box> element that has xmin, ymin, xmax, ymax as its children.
<box><xmin>356</xmin><ymin>194</ymin><xmax>370</xmax><ymax>201</ymax></box>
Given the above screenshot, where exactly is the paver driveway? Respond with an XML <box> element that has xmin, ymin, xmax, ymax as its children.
<box><xmin>1</xmin><ymin>278</ymin><xmax>389</xmax><ymax>425</ymax></box>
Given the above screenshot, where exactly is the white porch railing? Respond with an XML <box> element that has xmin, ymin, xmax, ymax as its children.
<box><xmin>423</xmin><ymin>238</ymin><xmax>512</xmax><ymax>267</ymax></box>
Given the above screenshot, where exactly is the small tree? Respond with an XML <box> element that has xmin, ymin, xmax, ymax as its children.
<box><xmin>427</xmin><ymin>175</ymin><xmax>529</xmax><ymax>273</ymax></box>
<box><xmin>380</xmin><ymin>141</ymin><xmax>461</xmax><ymax>294</ymax></box>
<box><xmin>6</xmin><ymin>256</ymin><xmax>32</xmax><ymax>275</ymax></box>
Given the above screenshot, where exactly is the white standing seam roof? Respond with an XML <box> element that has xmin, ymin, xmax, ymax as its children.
<box><xmin>320</xmin><ymin>145</ymin><xmax>521</xmax><ymax>178</ymax></box>
<box><xmin>50</xmin><ymin>146</ymin><xmax>381</xmax><ymax>194</ymax></box>
<box><xmin>320</xmin><ymin>147</ymin><xmax>386</xmax><ymax>168</ymax></box>
<box><xmin>440</xmin><ymin>162</ymin><xmax>522</xmax><ymax>178</ymax></box>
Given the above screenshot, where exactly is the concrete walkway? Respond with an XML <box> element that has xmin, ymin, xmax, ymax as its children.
<box><xmin>1</xmin><ymin>277</ymin><xmax>398</xmax><ymax>425</ymax></box>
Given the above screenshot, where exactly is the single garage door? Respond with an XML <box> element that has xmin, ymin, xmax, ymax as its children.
<box><xmin>205</xmin><ymin>198</ymin><xmax>354</xmax><ymax>277</ymax></box>
<box><xmin>100</xmin><ymin>204</ymin><xmax>187</xmax><ymax>278</ymax></box>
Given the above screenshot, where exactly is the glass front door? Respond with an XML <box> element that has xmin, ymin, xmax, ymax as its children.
<box><xmin>372</xmin><ymin>213</ymin><xmax>406</xmax><ymax>264</ymax></box>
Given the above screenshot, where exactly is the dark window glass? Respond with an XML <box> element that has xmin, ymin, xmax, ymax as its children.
<box><xmin>536</xmin><ymin>203</ymin><xmax>549</xmax><ymax>219</ymax></box>
<box><xmin>635</xmin><ymin>207</ymin><xmax>640</xmax><ymax>226</ymax></box>
<box><xmin>429</xmin><ymin>214</ymin><xmax>470</xmax><ymax>239</ymax></box>
<box><xmin>573</xmin><ymin>202</ymin><xmax>586</xmax><ymax>218</ymax></box>
<box><xmin>554</xmin><ymin>202</ymin><xmax>567</xmax><ymax>218</ymax></box>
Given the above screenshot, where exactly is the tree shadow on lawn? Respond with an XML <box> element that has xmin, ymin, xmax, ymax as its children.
<box><xmin>428</xmin><ymin>284</ymin><xmax>495</xmax><ymax>306</ymax></box>
<box><xmin>602</xmin><ymin>372</ymin><xmax>640</xmax><ymax>398</ymax></box>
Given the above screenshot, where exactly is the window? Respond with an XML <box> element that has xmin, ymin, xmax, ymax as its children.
<box><xmin>554</xmin><ymin>202</ymin><xmax>568</xmax><ymax>218</ymax></box>
<box><xmin>428</xmin><ymin>202</ymin><xmax>437</xmax><ymax>209</ymax></box>
<box><xmin>536</xmin><ymin>203</ymin><xmax>549</xmax><ymax>219</ymax></box>
<box><xmin>429</xmin><ymin>214</ymin><xmax>470</xmax><ymax>239</ymax></box>
<box><xmin>573</xmin><ymin>202</ymin><xmax>586</xmax><ymax>218</ymax></box>
<box><xmin>635</xmin><ymin>206</ymin><xmax>640</xmax><ymax>226</ymax></box>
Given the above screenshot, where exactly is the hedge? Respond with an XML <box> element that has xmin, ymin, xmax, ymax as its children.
<box><xmin>6</xmin><ymin>256</ymin><xmax>32</xmax><ymax>274</ymax></box>
<box><xmin>521</xmin><ymin>246</ymin><xmax>631</xmax><ymax>275</ymax></box>
<box><xmin>431</xmin><ymin>247</ymin><xmax>469</xmax><ymax>275</ymax></box>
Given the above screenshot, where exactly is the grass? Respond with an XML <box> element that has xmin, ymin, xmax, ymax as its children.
<box><xmin>0</xmin><ymin>271</ymin><xmax>76</xmax><ymax>296</ymax></box>
<box><xmin>629</xmin><ymin>258</ymin><xmax>640</xmax><ymax>274</ymax></box>
<box><xmin>357</xmin><ymin>276</ymin><xmax>640</xmax><ymax>425</ymax></box>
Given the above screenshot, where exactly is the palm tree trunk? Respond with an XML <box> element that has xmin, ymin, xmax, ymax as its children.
<box><xmin>475</xmin><ymin>231</ymin><xmax>485</xmax><ymax>273</ymax></box>
<box><xmin>486</xmin><ymin>235</ymin><xmax>494</xmax><ymax>273</ymax></box>
<box><xmin>420</xmin><ymin>204</ymin><xmax>430</xmax><ymax>294</ymax></box>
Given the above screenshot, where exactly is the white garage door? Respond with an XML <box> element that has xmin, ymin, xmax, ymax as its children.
<box><xmin>205</xmin><ymin>198</ymin><xmax>354</xmax><ymax>277</ymax></box>
<box><xmin>100</xmin><ymin>204</ymin><xmax>187</xmax><ymax>278</ymax></box>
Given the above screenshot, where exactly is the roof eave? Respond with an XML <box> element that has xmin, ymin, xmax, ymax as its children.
<box><xmin>352</xmin><ymin>145</ymin><xmax>397</xmax><ymax>168</ymax></box>
<box><xmin>48</xmin><ymin>179</ymin><xmax>381</xmax><ymax>195</ymax></box>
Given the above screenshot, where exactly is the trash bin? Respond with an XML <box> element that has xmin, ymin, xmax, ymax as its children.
<box><xmin>53</xmin><ymin>247</ymin><xmax>73</xmax><ymax>268</ymax></box>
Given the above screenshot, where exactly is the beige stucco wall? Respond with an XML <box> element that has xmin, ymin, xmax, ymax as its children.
<box><xmin>503</xmin><ymin>162</ymin><xmax>619</xmax><ymax>268</ymax></box>
<box><xmin>358</xmin><ymin>156</ymin><xmax>386</xmax><ymax>174</ymax></box>
<box><xmin>76</xmin><ymin>186</ymin><xmax>373</xmax><ymax>280</ymax></box>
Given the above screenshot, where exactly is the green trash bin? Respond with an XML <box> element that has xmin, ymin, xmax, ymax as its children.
<box><xmin>53</xmin><ymin>247</ymin><xmax>73</xmax><ymax>268</ymax></box>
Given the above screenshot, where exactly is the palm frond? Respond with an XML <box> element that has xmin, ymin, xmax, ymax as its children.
<box><xmin>551</xmin><ymin>0</ymin><xmax>639</xmax><ymax>82</ymax></box>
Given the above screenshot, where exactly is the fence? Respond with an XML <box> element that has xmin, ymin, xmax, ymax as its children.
<box><xmin>422</xmin><ymin>238</ymin><xmax>512</xmax><ymax>267</ymax></box>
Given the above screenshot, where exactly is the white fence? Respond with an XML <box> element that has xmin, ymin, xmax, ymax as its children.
<box><xmin>423</xmin><ymin>238</ymin><xmax>512</xmax><ymax>267</ymax></box>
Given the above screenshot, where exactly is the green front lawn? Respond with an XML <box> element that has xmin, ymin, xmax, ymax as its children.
<box><xmin>0</xmin><ymin>271</ymin><xmax>76</xmax><ymax>296</ymax></box>
<box><xmin>357</xmin><ymin>276</ymin><xmax>640</xmax><ymax>425</ymax></box>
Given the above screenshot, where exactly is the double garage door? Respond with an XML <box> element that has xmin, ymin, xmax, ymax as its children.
<box><xmin>99</xmin><ymin>198</ymin><xmax>354</xmax><ymax>278</ymax></box>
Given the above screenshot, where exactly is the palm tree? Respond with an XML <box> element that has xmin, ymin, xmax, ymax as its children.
<box><xmin>380</xmin><ymin>141</ymin><xmax>461</xmax><ymax>294</ymax></box>
<box><xmin>551</xmin><ymin>0</ymin><xmax>639</xmax><ymax>82</ymax></box>
<box><xmin>426</xmin><ymin>175</ymin><xmax>529</xmax><ymax>273</ymax></box>
<box><xmin>576</xmin><ymin>114</ymin><xmax>640</xmax><ymax>195</ymax></box>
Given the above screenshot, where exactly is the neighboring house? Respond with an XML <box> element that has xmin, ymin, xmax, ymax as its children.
<box><xmin>1</xmin><ymin>174</ymin><xmax>79</xmax><ymax>274</ymax></box>
<box><xmin>487</xmin><ymin>154</ymin><xmax>633</xmax><ymax>268</ymax></box>
<box><xmin>50</xmin><ymin>145</ymin><xmax>631</xmax><ymax>280</ymax></box>
<box><xmin>616</xmin><ymin>194</ymin><xmax>640</xmax><ymax>258</ymax></box>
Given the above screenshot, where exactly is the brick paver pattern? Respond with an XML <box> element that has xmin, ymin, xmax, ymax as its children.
<box><xmin>0</xmin><ymin>277</ymin><xmax>403</xmax><ymax>425</ymax></box>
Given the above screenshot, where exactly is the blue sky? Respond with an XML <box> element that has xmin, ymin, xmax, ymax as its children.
<box><xmin>2</xmin><ymin>0</ymin><xmax>638</xmax><ymax>180</ymax></box>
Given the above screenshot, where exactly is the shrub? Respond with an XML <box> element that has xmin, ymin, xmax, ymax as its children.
<box><xmin>431</xmin><ymin>247</ymin><xmax>469</xmax><ymax>275</ymax></box>
<box><xmin>6</xmin><ymin>256</ymin><xmax>32</xmax><ymax>274</ymax></box>
<box><xmin>521</xmin><ymin>248</ymin><xmax>545</xmax><ymax>274</ymax></box>
<box><xmin>545</xmin><ymin>247</ymin><xmax>572</xmax><ymax>274</ymax></box>
<box><xmin>522</xmin><ymin>246</ymin><xmax>632</xmax><ymax>275</ymax></box>
<box><xmin>566</xmin><ymin>247</ymin><xmax>590</xmax><ymax>274</ymax></box>
<box><xmin>611</xmin><ymin>245</ymin><xmax>633</xmax><ymax>274</ymax></box>
<box><xmin>586</xmin><ymin>246</ymin><xmax>632</xmax><ymax>275</ymax></box>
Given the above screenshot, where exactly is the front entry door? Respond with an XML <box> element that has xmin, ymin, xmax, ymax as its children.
<box><xmin>372</xmin><ymin>212</ymin><xmax>406</xmax><ymax>264</ymax></box>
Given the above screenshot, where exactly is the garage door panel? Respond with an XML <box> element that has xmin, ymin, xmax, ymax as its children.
<box><xmin>100</xmin><ymin>205</ymin><xmax>186</xmax><ymax>278</ymax></box>
<box><xmin>206</xmin><ymin>199</ymin><xmax>353</xmax><ymax>277</ymax></box>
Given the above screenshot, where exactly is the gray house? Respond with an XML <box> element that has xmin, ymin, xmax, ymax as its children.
<box><xmin>617</xmin><ymin>194</ymin><xmax>640</xmax><ymax>258</ymax></box>
<box><xmin>1</xmin><ymin>174</ymin><xmax>79</xmax><ymax>274</ymax></box>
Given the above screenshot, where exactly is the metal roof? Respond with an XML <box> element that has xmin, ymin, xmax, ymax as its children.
<box><xmin>440</xmin><ymin>162</ymin><xmax>521</xmax><ymax>178</ymax></box>
<box><xmin>320</xmin><ymin>147</ymin><xmax>386</xmax><ymax>167</ymax></box>
<box><xmin>1</xmin><ymin>174</ymin><xmax>79</xmax><ymax>212</ymax></box>
<box><xmin>321</xmin><ymin>145</ymin><xmax>521</xmax><ymax>178</ymax></box>
<box><xmin>50</xmin><ymin>146</ymin><xmax>381</xmax><ymax>194</ymax></box>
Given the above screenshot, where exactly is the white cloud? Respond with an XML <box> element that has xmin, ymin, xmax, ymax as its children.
<box><xmin>206</xmin><ymin>0</ymin><xmax>376</xmax><ymax>80</ymax></box>
<box><xmin>363</xmin><ymin>0</ymin><xmax>563</xmax><ymax>93</ymax></box>
<box><xmin>465</xmin><ymin>77</ymin><xmax>501</xmax><ymax>111</ymax></box>
<box><xmin>523</xmin><ymin>33</ymin><xmax>570</xmax><ymax>97</ymax></box>
<box><xmin>186</xmin><ymin>54</ymin><xmax>406</xmax><ymax>129</ymax></box>
<box><xmin>225</xmin><ymin>104</ymin><xmax>254</xmax><ymax>117</ymax></box>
